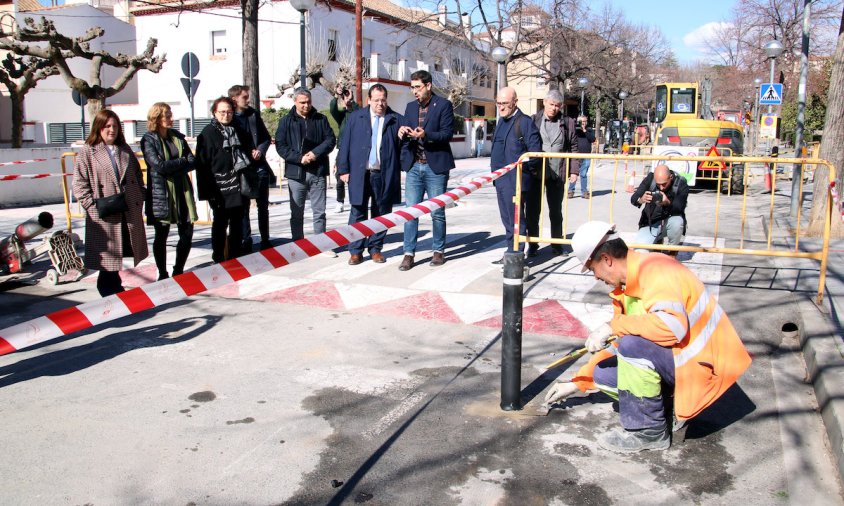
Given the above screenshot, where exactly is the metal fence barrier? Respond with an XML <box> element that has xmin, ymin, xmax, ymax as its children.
<box><xmin>513</xmin><ymin>151</ymin><xmax>834</xmax><ymax>303</ymax></box>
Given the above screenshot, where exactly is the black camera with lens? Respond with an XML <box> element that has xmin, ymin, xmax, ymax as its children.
<box><xmin>650</xmin><ymin>190</ymin><xmax>663</xmax><ymax>202</ymax></box>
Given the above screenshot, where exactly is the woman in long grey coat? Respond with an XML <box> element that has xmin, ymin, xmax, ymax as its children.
<box><xmin>73</xmin><ymin>110</ymin><xmax>149</xmax><ymax>296</ymax></box>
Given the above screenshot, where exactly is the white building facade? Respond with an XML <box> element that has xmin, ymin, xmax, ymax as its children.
<box><xmin>3</xmin><ymin>0</ymin><xmax>496</xmax><ymax>144</ymax></box>
<box><xmin>12</xmin><ymin>2</ymin><xmax>141</xmax><ymax>143</ymax></box>
<box><xmin>117</xmin><ymin>0</ymin><xmax>495</xmax><ymax>138</ymax></box>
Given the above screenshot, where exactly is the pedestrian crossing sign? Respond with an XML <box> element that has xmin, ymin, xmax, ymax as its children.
<box><xmin>760</xmin><ymin>83</ymin><xmax>783</xmax><ymax>105</ymax></box>
<box><xmin>700</xmin><ymin>145</ymin><xmax>726</xmax><ymax>170</ymax></box>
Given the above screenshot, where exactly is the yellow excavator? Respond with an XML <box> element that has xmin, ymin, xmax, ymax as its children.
<box><xmin>653</xmin><ymin>80</ymin><xmax>746</xmax><ymax>193</ymax></box>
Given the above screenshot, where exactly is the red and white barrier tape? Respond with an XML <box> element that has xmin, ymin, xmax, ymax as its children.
<box><xmin>0</xmin><ymin>173</ymin><xmax>73</xmax><ymax>181</ymax></box>
<box><xmin>0</xmin><ymin>163</ymin><xmax>518</xmax><ymax>356</ymax></box>
<box><xmin>0</xmin><ymin>158</ymin><xmax>49</xmax><ymax>167</ymax></box>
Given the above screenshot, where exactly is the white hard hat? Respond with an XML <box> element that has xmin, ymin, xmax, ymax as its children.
<box><xmin>572</xmin><ymin>221</ymin><xmax>618</xmax><ymax>272</ymax></box>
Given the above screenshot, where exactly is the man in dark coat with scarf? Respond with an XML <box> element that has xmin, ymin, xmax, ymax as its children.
<box><xmin>337</xmin><ymin>84</ymin><xmax>404</xmax><ymax>265</ymax></box>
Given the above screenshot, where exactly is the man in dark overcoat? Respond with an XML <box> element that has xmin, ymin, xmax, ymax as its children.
<box><xmin>337</xmin><ymin>84</ymin><xmax>404</xmax><ymax>265</ymax></box>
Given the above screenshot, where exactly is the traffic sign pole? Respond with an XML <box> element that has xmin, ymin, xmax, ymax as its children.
<box><xmin>72</xmin><ymin>90</ymin><xmax>88</xmax><ymax>139</ymax></box>
<box><xmin>181</xmin><ymin>52</ymin><xmax>200</xmax><ymax>137</ymax></box>
<box><xmin>190</xmin><ymin>75</ymin><xmax>195</xmax><ymax>137</ymax></box>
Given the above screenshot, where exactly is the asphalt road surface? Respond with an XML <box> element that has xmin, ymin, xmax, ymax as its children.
<box><xmin>0</xmin><ymin>158</ymin><xmax>841</xmax><ymax>504</ymax></box>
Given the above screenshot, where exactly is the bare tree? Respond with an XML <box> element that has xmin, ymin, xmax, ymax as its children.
<box><xmin>401</xmin><ymin>0</ymin><xmax>541</xmax><ymax>86</ymax></box>
<box><xmin>807</xmin><ymin>4</ymin><xmax>843</xmax><ymax>236</ymax></box>
<box><xmin>702</xmin><ymin>0</ymin><xmax>842</xmax><ymax>92</ymax></box>
<box><xmin>274</xmin><ymin>26</ymin><xmax>336</xmax><ymax>96</ymax></box>
<box><xmin>0</xmin><ymin>17</ymin><xmax>165</xmax><ymax>116</ymax></box>
<box><xmin>701</xmin><ymin>20</ymin><xmax>748</xmax><ymax>67</ymax></box>
<box><xmin>578</xmin><ymin>5</ymin><xmax>670</xmax><ymax>118</ymax></box>
<box><xmin>0</xmin><ymin>51</ymin><xmax>58</xmax><ymax>147</ymax></box>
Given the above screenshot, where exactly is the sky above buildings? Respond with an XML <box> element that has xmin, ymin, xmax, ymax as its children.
<box><xmin>604</xmin><ymin>0</ymin><xmax>737</xmax><ymax>64</ymax></box>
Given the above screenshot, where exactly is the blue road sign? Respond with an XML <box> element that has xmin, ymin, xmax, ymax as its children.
<box><xmin>760</xmin><ymin>83</ymin><xmax>783</xmax><ymax>105</ymax></box>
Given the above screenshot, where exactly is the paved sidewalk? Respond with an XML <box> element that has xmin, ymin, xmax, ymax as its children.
<box><xmin>0</xmin><ymin>157</ymin><xmax>842</xmax><ymax>504</ymax></box>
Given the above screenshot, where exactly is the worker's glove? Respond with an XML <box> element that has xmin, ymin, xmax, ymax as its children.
<box><xmin>585</xmin><ymin>323</ymin><xmax>612</xmax><ymax>353</ymax></box>
<box><xmin>544</xmin><ymin>381</ymin><xmax>579</xmax><ymax>405</ymax></box>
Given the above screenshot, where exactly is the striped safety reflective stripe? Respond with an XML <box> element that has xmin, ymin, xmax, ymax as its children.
<box><xmin>687</xmin><ymin>287</ymin><xmax>711</xmax><ymax>329</ymax></box>
<box><xmin>593</xmin><ymin>382</ymin><xmax>619</xmax><ymax>398</ymax></box>
<box><xmin>675</xmin><ymin>303</ymin><xmax>724</xmax><ymax>368</ymax></box>
<box><xmin>650</xmin><ymin>300</ymin><xmax>688</xmax><ymax>342</ymax></box>
<box><xmin>617</xmin><ymin>351</ymin><xmax>656</xmax><ymax>371</ymax></box>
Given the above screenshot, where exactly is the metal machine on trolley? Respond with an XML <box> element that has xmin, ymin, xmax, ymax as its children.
<box><xmin>0</xmin><ymin>212</ymin><xmax>86</xmax><ymax>285</ymax></box>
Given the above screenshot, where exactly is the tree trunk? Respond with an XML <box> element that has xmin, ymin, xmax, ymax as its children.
<box><xmin>242</xmin><ymin>0</ymin><xmax>259</xmax><ymax>107</ymax></box>
<box><xmin>806</xmin><ymin>6</ymin><xmax>844</xmax><ymax>236</ymax></box>
<box><xmin>595</xmin><ymin>97</ymin><xmax>602</xmax><ymax>148</ymax></box>
<box><xmin>86</xmin><ymin>97</ymin><xmax>104</xmax><ymax>118</ymax></box>
<box><xmin>9</xmin><ymin>90</ymin><xmax>23</xmax><ymax>148</ymax></box>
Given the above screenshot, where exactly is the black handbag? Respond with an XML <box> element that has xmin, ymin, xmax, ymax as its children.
<box><xmin>239</xmin><ymin>166</ymin><xmax>260</xmax><ymax>199</ymax></box>
<box><xmin>95</xmin><ymin>192</ymin><xmax>128</xmax><ymax>218</ymax></box>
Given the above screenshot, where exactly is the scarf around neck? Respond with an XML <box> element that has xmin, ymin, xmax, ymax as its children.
<box><xmin>213</xmin><ymin>120</ymin><xmax>250</xmax><ymax>172</ymax></box>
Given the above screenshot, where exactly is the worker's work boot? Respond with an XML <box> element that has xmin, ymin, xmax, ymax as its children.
<box><xmin>597</xmin><ymin>426</ymin><xmax>670</xmax><ymax>454</ymax></box>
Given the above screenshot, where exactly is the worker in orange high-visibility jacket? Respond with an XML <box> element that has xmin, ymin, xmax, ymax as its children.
<box><xmin>544</xmin><ymin>221</ymin><xmax>752</xmax><ymax>453</ymax></box>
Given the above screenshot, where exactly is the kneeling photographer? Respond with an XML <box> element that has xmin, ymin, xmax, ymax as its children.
<box><xmin>631</xmin><ymin>164</ymin><xmax>688</xmax><ymax>251</ymax></box>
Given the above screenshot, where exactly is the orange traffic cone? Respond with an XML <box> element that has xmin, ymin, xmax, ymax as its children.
<box><xmin>626</xmin><ymin>170</ymin><xmax>636</xmax><ymax>192</ymax></box>
<box><xmin>763</xmin><ymin>164</ymin><xmax>772</xmax><ymax>193</ymax></box>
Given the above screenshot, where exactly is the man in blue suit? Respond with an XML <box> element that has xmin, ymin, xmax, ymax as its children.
<box><xmin>337</xmin><ymin>84</ymin><xmax>404</xmax><ymax>265</ymax></box>
<box><xmin>398</xmin><ymin>70</ymin><xmax>456</xmax><ymax>271</ymax></box>
<box><xmin>490</xmin><ymin>86</ymin><xmax>542</xmax><ymax>263</ymax></box>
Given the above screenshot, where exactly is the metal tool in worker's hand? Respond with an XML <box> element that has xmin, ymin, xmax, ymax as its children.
<box><xmin>545</xmin><ymin>337</ymin><xmax>617</xmax><ymax>370</ymax></box>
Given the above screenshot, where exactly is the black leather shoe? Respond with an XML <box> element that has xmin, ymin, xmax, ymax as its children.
<box><xmin>491</xmin><ymin>257</ymin><xmax>504</xmax><ymax>265</ymax></box>
<box><xmin>527</xmin><ymin>245</ymin><xmax>539</xmax><ymax>258</ymax></box>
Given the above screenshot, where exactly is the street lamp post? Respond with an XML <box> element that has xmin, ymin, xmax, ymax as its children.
<box><xmin>764</xmin><ymin>40</ymin><xmax>784</xmax><ymax>115</ymax></box>
<box><xmin>762</xmin><ymin>40</ymin><xmax>784</xmax><ymax>160</ymax></box>
<box><xmin>290</xmin><ymin>0</ymin><xmax>315</xmax><ymax>90</ymax></box>
<box><xmin>577</xmin><ymin>76</ymin><xmax>589</xmax><ymax>116</ymax></box>
<box><xmin>752</xmin><ymin>77</ymin><xmax>762</xmax><ymax>153</ymax></box>
<box><xmin>491</xmin><ymin>46</ymin><xmax>508</xmax><ymax>121</ymax></box>
<box><xmin>618</xmin><ymin>90</ymin><xmax>628</xmax><ymax>120</ymax></box>
<box><xmin>618</xmin><ymin>91</ymin><xmax>628</xmax><ymax>148</ymax></box>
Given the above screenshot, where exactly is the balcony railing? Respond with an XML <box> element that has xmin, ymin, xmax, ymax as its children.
<box><xmin>382</xmin><ymin>60</ymin><xmax>398</xmax><ymax>80</ymax></box>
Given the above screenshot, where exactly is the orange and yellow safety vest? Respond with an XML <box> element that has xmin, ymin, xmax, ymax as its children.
<box><xmin>573</xmin><ymin>250</ymin><xmax>752</xmax><ymax>421</ymax></box>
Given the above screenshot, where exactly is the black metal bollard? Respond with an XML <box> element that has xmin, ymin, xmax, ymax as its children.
<box><xmin>500</xmin><ymin>250</ymin><xmax>525</xmax><ymax>411</ymax></box>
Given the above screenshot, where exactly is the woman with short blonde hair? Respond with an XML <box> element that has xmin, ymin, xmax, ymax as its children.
<box><xmin>141</xmin><ymin>102</ymin><xmax>198</xmax><ymax>279</ymax></box>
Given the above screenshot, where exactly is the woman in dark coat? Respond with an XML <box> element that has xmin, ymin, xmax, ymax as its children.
<box><xmin>195</xmin><ymin>96</ymin><xmax>255</xmax><ymax>263</ymax></box>
<box><xmin>72</xmin><ymin>109</ymin><xmax>149</xmax><ymax>296</ymax></box>
<box><xmin>141</xmin><ymin>102</ymin><xmax>198</xmax><ymax>280</ymax></box>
